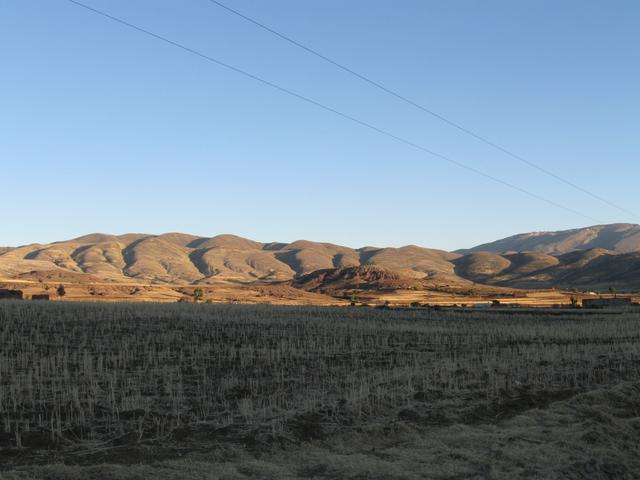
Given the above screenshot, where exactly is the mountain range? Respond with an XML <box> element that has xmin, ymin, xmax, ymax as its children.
<box><xmin>458</xmin><ymin>223</ymin><xmax>640</xmax><ymax>255</ymax></box>
<box><xmin>1</xmin><ymin>223</ymin><xmax>639</xmax><ymax>291</ymax></box>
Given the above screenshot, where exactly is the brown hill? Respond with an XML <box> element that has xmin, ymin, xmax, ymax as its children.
<box><xmin>2</xmin><ymin>224</ymin><xmax>640</xmax><ymax>291</ymax></box>
<box><xmin>546</xmin><ymin>249</ymin><xmax>638</xmax><ymax>289</ymax></box>
<box><xmin>454</xmin><ymin>252</ymin><xmax>512</xmax><ymax>281</ymax></box>
<box><xmin>359</xmin><ymin>245</ymin><xmax>459</xmax><ymax>279</ymax></box>
<box><xmin>293</xmin><ymin>265</ymin><xmax>427</xmax><ymax>294</ymax></box>
<box><xmin>462</xmin><ymin>223</ymin><xmax>640</xmax><ymax>255</ymax></box>
<box><xmin>457</xmin><ymin>248</ymin><xmax>640</xmax><ymax>291</ymax></box>
<box><xmin>275</xmin><ymin>240</ymin><xmax>361</xmax><ymax>276</ymax></box>
<box><xmin>0</xmin><ymin>234</ymin><xmax>461</xmax><ymax>285</ymax></box>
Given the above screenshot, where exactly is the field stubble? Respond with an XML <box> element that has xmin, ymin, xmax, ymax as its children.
<box><xmin>1</xmin><ymin>302</ymin><xmax>640</xmax><ymax>478</ymax></box>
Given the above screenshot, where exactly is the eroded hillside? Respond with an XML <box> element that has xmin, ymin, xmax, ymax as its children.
<box><xmin>2</xmin><ymin>224</ymin><xmax>640</xmax><ymax>291</ymax></box>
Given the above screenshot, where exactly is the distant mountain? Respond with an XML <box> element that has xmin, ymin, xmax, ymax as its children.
<box><xmin>0</xmin><ymin>233</ymin><xmax>456</xmax><ymax>285</ymax></box>
<box><xmin>460</xmin><ymin>224</ymin><xmax>640</xmax><ymax>255</ymax></box>
<box><xmin>454</xmin><ymin>248</ymin><xmax>640</xmax><ymax>290</ymax></box>
<box><xmin>2</xmin><ymin>224</ymin><xmax>639</xmax><ymax>291</ymax></box>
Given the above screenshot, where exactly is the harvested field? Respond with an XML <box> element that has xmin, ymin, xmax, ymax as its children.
<box><xmin>1</xmin><ymin>301</ymin><xmax>639</xmax><ymax>478</ymax></box>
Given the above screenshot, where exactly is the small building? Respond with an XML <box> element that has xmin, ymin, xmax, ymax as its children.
<box><xmin>583</xmin><ymin>297</ymin><xmax>632</xmax><ymax>309</ymax></box>
<box><xmin>31</xmin><ymin>294</ymin><xmax>50</xmax><ymax>301</ymax></box>
<box><xmin>0</xmin><ymin>289</ymin><xmax>23</xmax><ymax>300</ymax></box>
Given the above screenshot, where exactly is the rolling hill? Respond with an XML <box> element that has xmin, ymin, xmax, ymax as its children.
<box><xmin>453</xmin><ymin>248</ymin><xmax>640</xmax><ymax>290</ymax></box>
<box><xmin>1</xmin><ymin>224</ymin><xmax>639</xmax><ymax>291</ymax></box>
<box><xmin>0</xmin><ymin>233</ymin><xmax>458</xmax><ymax>286</ymax></box>
<box><xmin>293</xmin><ymin>265</ymin><xmax>434</xmax><ymax>294</ymax></box>
<box><xmin>460</xmin><ymin>223</ymin><xmax>640</xmax><ymax>255</ymax></box>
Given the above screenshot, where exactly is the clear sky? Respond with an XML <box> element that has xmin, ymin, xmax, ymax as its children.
<box><xmin>2</xmin><ymin>1</ymin><xmax>639</xmax><ymax>250</ymax></box>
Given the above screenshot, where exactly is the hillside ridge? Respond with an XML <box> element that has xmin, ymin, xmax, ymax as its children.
<box><xmin>460</xmin><ymin>223</ymin><xmax>640</xmax><ymax>255</ymax></box>
<box><xmin>2</xmin><ymin>224</ymin><xmax>639</xmax><ymax>290</ymax></box>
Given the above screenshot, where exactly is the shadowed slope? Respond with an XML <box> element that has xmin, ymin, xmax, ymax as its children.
<box><xmin>454</xmin><ymin>252</ymin><xmax>512</xmax><ymax>281</ymax></box>
<box><xmin>293</xmin><ymin>265</ymin><xmax>426</xmax><ymax>293</ymax></box>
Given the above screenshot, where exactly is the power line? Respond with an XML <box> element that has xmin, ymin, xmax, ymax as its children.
<box><xmin>63</xmin><ymin>0</ymin><xmax>601</xmax><ymax>223</ymax></box>
<box><xmin>205</xmin><ymin>0</ymin><xmax>636</xmax><ymax>220</ymax></box>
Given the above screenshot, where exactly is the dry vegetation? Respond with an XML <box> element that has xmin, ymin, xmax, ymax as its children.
<box><xmin>1</xmin><ymin>301</ymin><xmax>640</xmax><ymax>479</ymax></box>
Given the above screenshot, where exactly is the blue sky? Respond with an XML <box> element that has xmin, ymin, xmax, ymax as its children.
<box><xmin>2</xmin><ymin>1</ymin><xmax>639</xmax><ymax>250</ymax></box>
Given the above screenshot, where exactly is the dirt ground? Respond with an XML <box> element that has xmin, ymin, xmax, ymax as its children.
<box><xmin>2</xmin><ymin>278</ymin><xmax>635</xmax><ymax>308</ymax></box>
<box><xmin>0</xmin><ymin>280</ymin><xmax>345</xmax><ymax>305</ymax></box>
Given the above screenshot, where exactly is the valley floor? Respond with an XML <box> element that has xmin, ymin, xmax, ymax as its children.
<box><xmin>3</xmin><ymin>278</ymin><xmax>635</xmax><ymax>307</ymax></box>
